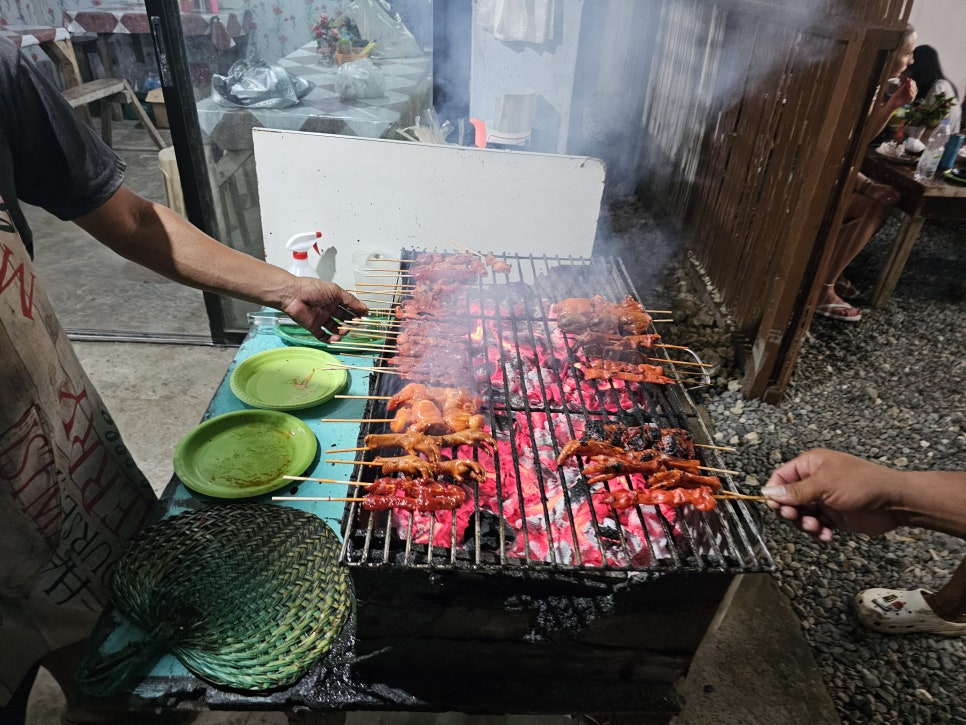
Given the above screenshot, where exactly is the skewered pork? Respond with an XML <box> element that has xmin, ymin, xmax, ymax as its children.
<box><xmin>602</xmin><ymin>486</ymin><xmax>716</xmax><ymax>512</ymax></box>
<box><xmin>364</xmin><ymin>477</ymin><xmax>466</xmax><ymax>511</ymax></box>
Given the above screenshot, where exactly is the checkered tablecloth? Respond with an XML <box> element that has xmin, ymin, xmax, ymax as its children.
<box><xmin>0</xmin><ymin>23</ymin><xmax>71</xmax><ymax>48</ymax></box>
<box><xmin>195</xmin><ymin>43</ymin><xmax>432</xmax><ymax>148</ymax></box>
<box><xmin>64</xmin><ymin>2</ymin><xmax>251</xmax><ymax>51</ymax></box>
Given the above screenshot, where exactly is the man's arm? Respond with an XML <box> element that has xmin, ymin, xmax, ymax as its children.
<box><xmin>762</xmin><ymin>448</ymin><xmax>966</xmax><ymax>542</ymax></box>
<box><xmin>74</xmin><ymin>185</ymin><xmax>366</xmax><ymax>337</ymax></box>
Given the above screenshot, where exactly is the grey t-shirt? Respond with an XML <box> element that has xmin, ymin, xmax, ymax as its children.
<box><xmin>0</xmin><ymin>37</ymin><xmax>125</xmax><ymax>257</ymax></box>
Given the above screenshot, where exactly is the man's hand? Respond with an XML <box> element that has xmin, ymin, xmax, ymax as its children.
<box><xmin>761</xmin><ymin>449</ymin><xmax>906</xmax><ymax>542</ymax></box>
<box><xmin>281</xmin><ymin>277</ymin><xmax>368</xmax><ymax>341</ymax></box>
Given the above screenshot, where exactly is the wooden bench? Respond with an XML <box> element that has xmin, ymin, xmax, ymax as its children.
<box><xmin>62</xmin><ymin>78</ymin><xmax>166</xmax><ymax>151</ymax></box>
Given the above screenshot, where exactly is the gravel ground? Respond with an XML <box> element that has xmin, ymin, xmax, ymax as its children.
<box><xmin>600</xmin><ymin>196</ymin><xmax>966</xmax><ymax>724</ymax></box>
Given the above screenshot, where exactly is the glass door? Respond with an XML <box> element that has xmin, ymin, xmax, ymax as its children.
<box><xmin>146</xmin><ymin>0</ymin><xmax>439</xmax><ymax>344</ymax></box>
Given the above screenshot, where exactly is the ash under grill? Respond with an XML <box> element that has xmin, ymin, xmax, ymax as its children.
<box><xmin>338</xmin><ymin>252</ymin><xmax>775</xmax><ymax>576</ymax></box>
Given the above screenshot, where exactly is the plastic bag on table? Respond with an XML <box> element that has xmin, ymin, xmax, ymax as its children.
<box><xmin>335</xmin><ymin>58</ymin><xmax>386</xmax><ymax>100</ymax></box>
<box><xmin>349</xmin><ymin>0</ymin><xmax>422</xmax><ymax>58</ymax></box>
<box><xmin>396</xmin><ymin>107</ymin><xmax>453</xmax><ymax>144</ymax></box>
<box><xmin>211</xmin><ymin>58</ymin><xmax>315</xmax><ymax>109</ymax></box>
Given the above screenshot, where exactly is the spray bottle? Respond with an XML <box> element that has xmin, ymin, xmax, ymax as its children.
<box><xmin>285</xmin><ymin>231</ymin><xmax>323</xmax><ymax>278</ymax></box>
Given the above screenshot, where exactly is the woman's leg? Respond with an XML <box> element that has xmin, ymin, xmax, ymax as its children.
<box><xmin>820</xmin><ymin>176</ymin><xmax>900</xmax><ymax>307</ymax></box>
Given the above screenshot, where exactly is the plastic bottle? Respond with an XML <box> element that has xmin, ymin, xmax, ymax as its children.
<box><xmin>285</xmin><ymin>231</ymin><xmax>323</xmax><ymax>278</ymax></box>
<box><xmin>914</xmin><ymin>119</ymin><xmax>951</xmax><ymax>181</ymax></box>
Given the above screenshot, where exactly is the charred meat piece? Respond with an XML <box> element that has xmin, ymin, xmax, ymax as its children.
<box><xmin>602</xmin><ymin>486</ymin><xmax>716</xmax><ymax>512</ymax></box>
<box><xmin>373</xmin><ymin>455</ymin><xmax>437</xmax><ymax>480</ymax></box>
<box><xmin>657</xmin><ymin>428</ymin><xmax>696</xmax><ymax>459</ymax></box>
<box><xmin>485</xmin><ymin>253</ymin><xmax>512</xmax><ymax>275</ymax></box>
<box><xmin>364</xmin><ymin>477</ymin><xmax>466</xmax><ymax>511</ymax></box>
<box><xmin>365</xmin><ymin>431</ymin><xmax>442</xmax><ymax>462</ymax></box>
<box><xmin>646</xmin><ymin>468</ymin><xmax>721</xmax><ymax>491</ymax></box>
<box><xmin>556</xmin><ymin>420</ymin><xmax>660</xmax><ymax>465</ymax></box>
<box><xmin>435</xmin><ymin>429</ymin><xmax>496</xmax><ymax>450</ymax></box>
<box><xmin>364</xmin><ymin>429</ymin><xmax>496</xmax><ymax>462</ymax></box>
<box><xmin>372</xmin><ymin>455</ymin><xmax>486</xmax><ymax>483</ymax></box>
<box><xmin>389</xmin><ymin>398</ymin><xmax>448</xmax><ymax>435</ymax></box>
<box><xmin>581</xmin><ymin>450</ymin><xmax>664</xmax><ymax>485</ymax></box>
<box><xmin>578</xmin><ymin>359</ymin><xmax>675</xmax><ymax>385</ymax></box>
<box><xmin>556</xmin><ymin>439</ymin><xmax>626</xmax><ymax>466</ymax></box>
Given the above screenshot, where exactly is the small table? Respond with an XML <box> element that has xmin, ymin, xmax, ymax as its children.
<box><xmin>195</xmin><ymin>43</ymin><xmax>432</xmax><ymax>148</ymax></box>
<box><xmin>0</xmin><ymin>24</ymin><xmax>82</xmax><ymax>88</ymax></box>
<box><xmin>861</xmin><ymin>148</ymin><xmax>966</xmax><ymax>307</ymax></box>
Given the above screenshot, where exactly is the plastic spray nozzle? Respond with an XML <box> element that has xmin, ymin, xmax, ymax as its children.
<box><xmin>285</xmin><ymin>231</ymin><xmax>323</xmax><ymax>255</ymax></box>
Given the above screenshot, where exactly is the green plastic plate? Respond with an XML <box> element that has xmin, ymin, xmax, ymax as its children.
<box><xmin>943</xmin><ymin>168</ymin><xmax>966</xmax><ymax>185</ymax></box>
<box><xmin>275</xmin><ymin>317</ymin><xmax>388</xmax><ymax>354</ymax></box>
<box><xmin>230</xmin><ymin>347</ymin><xmax>348</xmax><ymax>410</ymax></box>
<box><xmin>173</xmin><ymin>410</ymin><xmax>318</xmax><ymax>499</ymax></box>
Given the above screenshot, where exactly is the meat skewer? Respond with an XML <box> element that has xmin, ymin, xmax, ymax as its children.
<box><xmin>326</xmin><ymin>456</ymin><xmax>487</xmax><ymax>483</ymax></box>
<box><xmin>275</xmin><ymin>477</ymin><xmax>467</xmax><ymax>512</ymax></box>
<box><xmin>364</xmin><ymin>429</ymin><xmax>496</xmax><ymax>460</ymax></box>
<box><xmin>599</xmin><ymin>486</ymin><xmax>718</xmax><ymax>512</ymax></box>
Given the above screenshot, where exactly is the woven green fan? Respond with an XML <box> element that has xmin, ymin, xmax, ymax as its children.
<box><xmin>77</xmin><ymin>504</ymin><xmax>353</xmax><ymax>695</ymax></box>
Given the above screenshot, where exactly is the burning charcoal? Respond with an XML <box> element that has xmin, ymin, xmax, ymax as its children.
<box><xmin>464</xmin><ymin>510</ymin><xmax>515</xmax><ymax>552</ymax></box>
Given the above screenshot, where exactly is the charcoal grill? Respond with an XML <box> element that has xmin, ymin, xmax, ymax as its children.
<box><xmin>338</xmin><ymin>252</ymin><xmax>775</xmax><ymax>577</ymax></box>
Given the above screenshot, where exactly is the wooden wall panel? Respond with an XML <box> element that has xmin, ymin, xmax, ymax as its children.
<box><xmin>633</xmin><ymin>0</ymin><xmax>910</xmax><ymax>402</ymax></box>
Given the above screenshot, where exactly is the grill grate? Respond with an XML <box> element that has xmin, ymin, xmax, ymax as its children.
<box><xmin>338</xmin><ymin>251</ymin><xmax>775</xmax><ymax>576</ymax></box>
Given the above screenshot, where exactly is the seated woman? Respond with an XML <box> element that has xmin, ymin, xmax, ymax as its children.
<box><xmin>908</xmin><ymin>44</ymin><xmax>961</xmax><ymax>133</ymax></box>
<box><xmin>816</xmin><ymin>25</ymin><xmax>917</xmax><ymax>323</ymax></box>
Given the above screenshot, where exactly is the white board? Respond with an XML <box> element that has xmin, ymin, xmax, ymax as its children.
<box><xmin>253</xmin><ymin>129</ymin><xmax>605</xmax><ymax>288</ymax></box>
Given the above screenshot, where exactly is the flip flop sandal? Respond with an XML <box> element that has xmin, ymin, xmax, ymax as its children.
<box><xmin>834</xmin><ymin>277</ymin><xmax>861</xmax><ymax>300</ymax></box>
<box><xmin>815</xmin><ymin>302</ymin><xmax>862</xmax><ymax>322</ymax></box>
<box><xmin>854</xmin><ymin>588</ymin><xmax>966</xmax><ymax>636</ymax></box>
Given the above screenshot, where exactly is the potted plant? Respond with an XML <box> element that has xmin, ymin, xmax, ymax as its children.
<box><xmin>903</xmin><ymin>92</ymin><xmax>955</xmax><ymax>137</ymax></box>
<box><xmin>312</xmin><ymin>10</ymin><xmax>365</xmax><ymax>65</ymax></box>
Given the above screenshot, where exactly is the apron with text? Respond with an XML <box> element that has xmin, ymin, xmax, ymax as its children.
<box><xmin>0</xmin><ymin>195</ymin><xmax>157</xmax><ymax>703</ymax></box>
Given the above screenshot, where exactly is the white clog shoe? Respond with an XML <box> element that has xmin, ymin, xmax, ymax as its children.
<box><xmin>854</xmin><ymin>588</ymin><xmax>966</xmax><ymax>636</ymax></box>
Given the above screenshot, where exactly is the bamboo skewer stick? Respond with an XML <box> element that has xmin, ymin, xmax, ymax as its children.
<box><xmin>714</xmin><ymin>492</ymin><xmax>767</xmax><ymax>501</ymax></box>
<box><xmin>277</xmin><ymin>494</ymin><xmax>360</xmax><ymax>501</ymax></box>
<box><xmin>355</xmin><ymin>281</ymin><xmax>416</xmax><ymax>289</ymax></box>
<box><xmin>695</xmin><ymin>444</ymin><xmax>738</xmax><ymax>452</ymax></box>
<box><xmin>452</xmin><ymin>240</ymin><xmax>485</xmax><ymax>258</ymax></box>
<box><xmin>326</xmin><ymin>446</ymin><xmax>368</xmax><ymax>453</ymax></box>
<box><xmin>335</xmin><ymin>394</ymin><xmax>392</xmax><ymax>400</ymax></box>
<box><xmin>318</xmin><ymin>364</ymin><xmax>400</xmax><ymax>375</ymax></box>
<box><xmin>283</xmin><ymin>475</ymin><xmax>373</xmax><ymax>486</ymax></box>
<box><xmin>320</xmin><ymin>418</ymin><xmax>395</xmax><ymax>424</ymax></box>
<box><xmin>649</xmin><ymin>357</ymin><xmax>713</xmax><ymax>368</ymax></box>
<box><xmin>698</xmin><ymin>465</ymin><xmax>740</xmax><ymax>475</ymax></box>
<box><xmin>341</xmin><ymin>318</ymin><xmax>401</xmax><ymax>329</ymax></box>
<box><xmin>340</xmin><ymin>327</ymin><xmax>401</xmax><ymax>337</ymax></box>
<box><xmin>283</xmin><ymin>475</ymin><xmax>357</xmax><ymax>484</ymax></box>
<box><xmin>346</xmin><ymin>289</ymin><xmax>402</xmax><ymax>297</ymax></box>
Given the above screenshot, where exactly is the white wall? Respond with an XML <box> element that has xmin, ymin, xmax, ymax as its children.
<box><xmin>909</xmin><ymin>1</ymin><xmax>966</xmax><ymax>102</ymax></box>
<box><xmin>470</xmin><ymin>0</ymin><xmax>584</xmax><ymax>154</ymax></box>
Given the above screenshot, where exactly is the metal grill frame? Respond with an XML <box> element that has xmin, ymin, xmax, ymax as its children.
<box><xmin>338</xmin><ymin>251</ymin><xmax>776</xmax><ymax>577</ymax></box>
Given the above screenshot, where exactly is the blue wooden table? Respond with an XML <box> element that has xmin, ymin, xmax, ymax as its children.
<box><xmin>96</xmin><ymin>319</ymin><xmax>377</xmax><ymax>697</ymax></box>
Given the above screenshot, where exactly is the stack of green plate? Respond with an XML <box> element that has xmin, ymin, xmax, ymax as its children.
<box><xmin>78</xmin><ymin>504</ymin><xmax>353</xmax><ymax>694</ymax></box>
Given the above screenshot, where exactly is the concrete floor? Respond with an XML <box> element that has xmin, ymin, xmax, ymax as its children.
<box><xmin>20</xmin><ymin>121</ymin><xmax>838</xmax><ymax>724</ymax></box>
